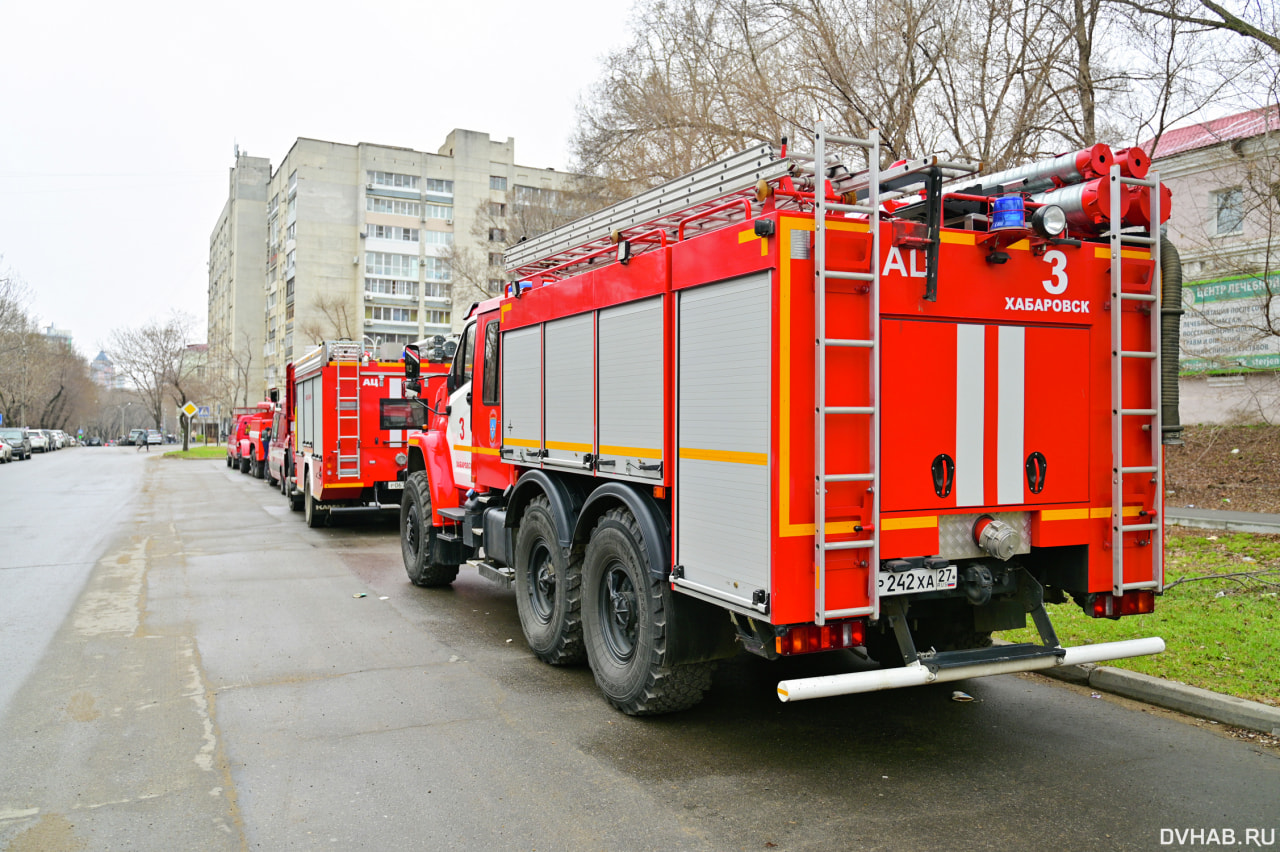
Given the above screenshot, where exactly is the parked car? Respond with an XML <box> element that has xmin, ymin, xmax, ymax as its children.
<box><xmin>0</xmin><ymin>437</ymin><xmax>12</xmax><ymax>463</ymax></box>
<box><xmin>42</xmin><ymin>430</ymin><xmax>60</xmax><ymax>450</ymax></box>
<box><xmin>26</xmin><ymin>429</ymin><xmax>49</xmax><ymax>453</ymax></box>
<box><xmin>0</xmin><ymin>428</ymin><xmax>31</xmax><ymax>460</ymax></box>
<box><xmin>50</xmin><ymin>430</ymin><xmax>67</xmax><ymax>449</ymax></box>
<box><xmin>86</xmin><ymin>436</ymin><xmax>103</xmax><ymax>447</ymax></box>
<box><xmin>146</xmin><ymin>430</ymin><xmax>163</xmax><ymax>446</ymax></box>
<box><xmin>126</xmin><ymin>428</ymin><xmax>146</xmax><ymax>446</ymax></box>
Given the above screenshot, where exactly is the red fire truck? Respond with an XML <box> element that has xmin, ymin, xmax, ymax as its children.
<box><xmin>226</xmin><ymin>403</ymin><xmax>273</xmax><ymax>474</ymax></box>
<box><xmin>289</xmin><ymin>341</ymin><xmax>448</xmax><ymax>527</ymax></box>
<box><xmin>398</xmin><ymin>127</ymin><xmax>1179</xmax><ymax>715</ymax></box>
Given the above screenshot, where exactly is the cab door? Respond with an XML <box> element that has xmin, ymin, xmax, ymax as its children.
<box><xmin>446</xmin><ymin>321</ymin><xmax>477</xmax><ymax>487</ymax></box>
<box><xmin>471</xmin><ymin>311</ymin><xmax>507</xmax><ymax>490</ymax></box>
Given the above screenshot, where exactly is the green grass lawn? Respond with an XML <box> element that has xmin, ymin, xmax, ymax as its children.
<box><xmin>162</xmin><ymin>446</ymin><xmax>225</xmax><ymax>460</ymax></box>
<box><xmin>1006</xmin><ymin>528</ymin><xmax>1280</xmax><ymax>706</ymax></box>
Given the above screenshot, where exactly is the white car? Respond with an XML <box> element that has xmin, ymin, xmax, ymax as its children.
<box><xmin>26</xmin><ymin>430</ymin><xmax>49</xmax><ymax>453</ymax></box>
<box><xmin>0</xmin><ymin>438</ymin><xmax>12</xmax><ymax>463</ymax></box>
<box><xmin>147</xmin><ymin>430</ymin><xmax>163</xmax><ymax>446</ymax></box>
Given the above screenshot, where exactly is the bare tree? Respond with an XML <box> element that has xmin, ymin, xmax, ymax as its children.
<box><xmin>298</xmin><ymin>292</ymin><xmax>359</xmax><ymax>345</ymax></box>
<box><xmin>107</xmin><ymin>312</ymin><xmax>200</xmax><ymax>433</ymax></box>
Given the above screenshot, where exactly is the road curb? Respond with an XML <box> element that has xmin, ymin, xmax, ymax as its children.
<box><xmin>1038</xmin><ymin>663</ymin><xmax>1280</xmax><ymax>735</ymax></box>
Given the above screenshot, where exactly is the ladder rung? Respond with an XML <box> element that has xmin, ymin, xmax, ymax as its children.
<box><xmin>821</xmin><ymin>540</ymin><xmax>875</xmax><ymax>551</ymax></box>
<box><xmin>823</xmin><ymin>473</ymin><xmax>875</xmax><ymax>482</ymax></box>
<box><xmin>1119</xmin><ymin>408</ymin><xmax>1157</xmax><ymax>416</ymax></box>
<box><xmin>1117</xmin><ymin>523</ymin><xmax>1159</xmax><ymax>532</ymax></box>
<box><xmin>1120</xmin><ymin>581</ymin><xmax>1160</xmax><ymax>590</ymax></box>
<box><xmin>824</xmin><ymin>133</ymin><xmax>874</xmax><ymax>148</ymax></box>
<box><xmin>822</xmin><ymin>406</ymin><xmax>875</xmax><ymax>415</ymax></box>
<box><xmin>1118</xmin><ymin>466</ymin><xmax>1158</xmax><ymax>474</ymax></box>
<box><xmin>1118</xmin><ymin>292</ymin><xmax>1157</xmax><ymax>302</ymax></box>
<box><xmin>1119</xmin><ymin>350</ymin><xmax>1156</xmax><ymax>359</ymax></box>
<box><xmin>1121</xmin><ymin>234</ymin><xmax>1156</xmax><ymax>246</ymax></box>
<box><xmin>823</xmin><ymin>338</ymin><xmax>874</xmax><ymax>348</ymax></box>
<box><xmin>823</xmin><ymin>270</ymin><xmax>875</xmax><ymax>282</ymax></box>
<box><xmin>821</xmin><ymin>606</ymin><xmax>876</xmax><ymax>619</ymax></box>
<box><xmin>822</xmin><ymin>202</ymin><xmax>874</xmax><ymax>214</ymax></box>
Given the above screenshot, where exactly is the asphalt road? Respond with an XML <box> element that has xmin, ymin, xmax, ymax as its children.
<box><xmin>0</xmin><ymin>448</ymin><xmax>1276</xmax><ymax>852</ymax></box>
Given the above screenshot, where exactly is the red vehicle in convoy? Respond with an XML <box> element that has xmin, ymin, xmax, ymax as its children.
<box><xmin>226</xmin><ymin>403</ymin><xmax>274</xmax><ymax>474</ymax></box>
<box><xmin>396</xmin><ymin>131</ymin><xmax>1178</xmax><ymax>715</ymax></box>
<box><xmin>283</xmin><ymin>341</ymin><xmax>449</xmax><ymax>526</ymax></box>
<box><xmin>267</xmin><ymin>369</ymin><xmax>294</xmax><ymax>497</ymax></box>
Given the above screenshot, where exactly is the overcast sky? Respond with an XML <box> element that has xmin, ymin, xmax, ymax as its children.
<box><xmin>0</xmin><ymin>0</ymin><xmax>635</xmax><ymax>359</ymax></box>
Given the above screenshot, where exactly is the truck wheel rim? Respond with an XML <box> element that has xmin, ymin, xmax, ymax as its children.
<box><xmin>405</xmin><ymin>507</ymin><xmax>421</xmax><ymax>557</ymax></box>
<box><xmin>599</xmin><ymin>561</ymin><xmax>637</xmax><ymax>662</ymax></box>
<box><xmin>528</xmin><ymin>542</ymin><xmax>555</xmax><ymax>622</ymax></box>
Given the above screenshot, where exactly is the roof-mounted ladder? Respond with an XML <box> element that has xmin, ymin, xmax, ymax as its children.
<box><xmin>328</xmin><ymin>341</ymin><xmax>364</xmax><ymax>479</ymax></box>
<box><xmin>1107</xmin><ymin>166</ymin><xmax>1164</xmax><ymax>596</ymax></box>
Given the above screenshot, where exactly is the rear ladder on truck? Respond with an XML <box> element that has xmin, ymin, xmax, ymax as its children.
<box><xmin>1107</xmin><ymin>166</ymin><xmax>1165</xmax><ymax>596</ymax></box>
<box><xmin>330</xmin><ymin>342</ymin><xmax>364</xmax><ymax>480</ymax></box>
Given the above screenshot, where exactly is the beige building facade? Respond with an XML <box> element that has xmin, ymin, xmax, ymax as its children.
<box><xmin>209</xmin><ymin>129</ymin><xmax>578</xmax><ymax>399</ymax></box>
<box><xmin>1151</xmin><ymin>107</ymin><xmax>1280</xmax><ymax>424</ymax></box>
<box><xmin>208</xmin><ymin>153</ymin><xmax>271</xmax><ymax>416</ymax></box>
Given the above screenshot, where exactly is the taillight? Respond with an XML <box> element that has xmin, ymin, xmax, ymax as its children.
<box><xmin>1087</xmin><ymin>590</ymin><xmax>1156</xmax><ymax>619</ymax></box>
<box><xmin>776</xmin><ymin>620</ymin><xmax>866</xmax><ymax>656</ymax></box>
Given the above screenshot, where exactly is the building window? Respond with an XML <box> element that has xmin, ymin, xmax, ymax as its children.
<box><xmin>489</xmin><ymin>202</ymin><xmax>507</xmax><ymax>217</ymax></box>
<box><xmin>424</xmin><ymin>204</ymin><xmax>453</xmax><ymax>221</ymax></box>
<box><xmin>366</xmin><ymin>306</ymin><xmax>417</xmax><ymax>323</ymax></box>
<box><xmin>490</xmin><ymin>175</ymin><xmax>507</xmax><ymax>191</ymax></box>
<box><xmin>286</xmin><ymin>222</ymin><xmax>295</xmax><ymax>241</ymax></box>
<box><xmin>366</xmin><ymin>252</ymin><xmax>418</xmax><ymax>278</ymax></box>
<box><xmin>422</xmin><ymin>231</ymin><xmax>453</xmax><ymax>246</ymax></box>
<box><xmin>426</xmin><ymin>178</ymin><xmax>454</xmax><ymax>194</ymax></box>
<box><xmin>514</xmin><ymin>184</ymin><xmax>560</xmax><ymax>206</ymax></box>
<box><xmin>488</xmin><ymin>279</ymin><xmax>504</xmax><ymax>294</ymax></box>
<box><xmin>368</xmin><ymin>170</ymin><xmax>419</xmax><ymax>190</ymax></box>
<box><xmin>488</xmin><ymin>228</ymin><xmax>505</xmax><ymax>242</ymax></box>
<box><xmin>489</xmin><ymin>252</ymin><xmax>504</xmax><ymax>266</ymax></box>
<box><xmin>1214</xmin><ymin>187</ymin><xmax>1244</xmax><ymax>235</ymax></box>
<box><xmin>424</xmin><ymin>281</ymin><xmax>447</xmax><ymax>298</ymax></box>
<box><xmin>367</xmin><ymin>224</ymin><xmax>419</xmax><ymax>242</ymax></box>
<box><xmin>424</xmin><ymin>309</ymin><xmax>451</xmax><ymax>326</ymax></box>
<box><xmin>423</xmin><ymin>257</ymin><xmax>451</xmax><ymax>281</ymax></box>
<box><xmin>365</xmin><ymin>277</ymin><xmax>419</xmax><ymax>297</ymax></box>
<box><xmin>367</xmin><ymin>197</ymin><xmax>422</xmax><ymax>217</ymax></box>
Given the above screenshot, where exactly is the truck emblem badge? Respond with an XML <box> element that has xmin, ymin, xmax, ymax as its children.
<box><xmin>489</xmin><ymin>411</ymin><xmax>497</xmax><ymax>443</ymax></box>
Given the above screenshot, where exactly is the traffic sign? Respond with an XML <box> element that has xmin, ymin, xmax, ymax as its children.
<box><xmin>181</xmin><ymin>401</ymin><xmax>198</xmax><ymax>418</ymax></box>
<box><xmin>196</xmin><ymin>406</ymin><xmax>211</xmax><ymax>418</ymax></box>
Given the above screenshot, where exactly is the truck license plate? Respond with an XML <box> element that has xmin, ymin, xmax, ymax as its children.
<box><xmin>385</xmin><ymin>481</ymin><xmax>404</xmax><ymax>490</ymax></box>
<box><xmin>877</xmin><ymin>565</ymin><xmax>957</xmax><ymax>597</ymax></box>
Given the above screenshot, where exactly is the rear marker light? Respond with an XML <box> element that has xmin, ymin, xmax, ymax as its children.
<box><xmin>776</xmin><ymin>620</ymin><xmax>866</xmax><ymax>656</ymax></box>
<box><xmin>1088</xmin><ymin>590</ymin><xmax>1156</xmax><ymax>619</ymax></box>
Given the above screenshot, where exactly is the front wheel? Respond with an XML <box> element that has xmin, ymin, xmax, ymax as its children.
<box><xmin>514</xmin><ymin>497</ymin><xmax>585</xmax><ymax>665</ymax></box>
<box><xmin>582</xmin><ymin>509</ymin><xmax>712</xmax><ymax>715</ymax></box>
<box><xmin>400</xmin><ymin>471</ymin><xmax>459</xmax><ymax>587</ymax></box>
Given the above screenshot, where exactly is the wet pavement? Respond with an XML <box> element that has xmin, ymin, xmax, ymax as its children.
<box><xmin>1</xmin><ymin>449</ymin><xmax>1276</xmax><ymax>851</ymax></box>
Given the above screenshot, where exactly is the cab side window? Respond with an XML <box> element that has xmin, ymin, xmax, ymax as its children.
<box><xmin>481</xmin><ymin>320</ymin><xmax>500</xmax><ymax>406</ymax></box>
<box><xmin>452</xmin><ymin>323</ymin><xmax>476</xmax><ymax>388</ymax></box>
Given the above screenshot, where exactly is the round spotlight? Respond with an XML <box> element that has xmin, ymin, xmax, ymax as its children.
<box><xmin>1031</xmin><ymin>204</ymin><xmax>1068</xmax><ymax>238</ymax></box>
<box><xmin>395</xmin><ymin>452</ymin><xmax>408</xmax><ymax>466</ymax></box>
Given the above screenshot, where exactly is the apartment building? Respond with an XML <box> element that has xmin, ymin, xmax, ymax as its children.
<box><xmin>209</xmin><ymin>129</ymin><xmax>578</xmax><ymax>400</ymax></box>
<box><xmin>1150</xmin><ymin>105</ymin><xmax>1280</xmax><ymax>423</ymax></box>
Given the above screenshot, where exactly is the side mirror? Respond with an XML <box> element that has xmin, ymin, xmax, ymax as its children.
<box><xmin>405</xmin><ymin>379</ymin><xmax>422</xmax><ymax>399</ymax></box>
<box><xmin>404</xmin><ymin>344</ymin><xmax>421</xmax><ymax>380</ymax></box>
<box><xmin>269</xmin><ymin>388</ymin><xmax>280</xmax><ymax>403</ymax></box>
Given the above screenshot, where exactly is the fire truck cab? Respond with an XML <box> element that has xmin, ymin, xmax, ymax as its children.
<box><xmin>400</xmin><ymin>129</ymin><xmax>1177</xmax><ymax>715</ymax></box>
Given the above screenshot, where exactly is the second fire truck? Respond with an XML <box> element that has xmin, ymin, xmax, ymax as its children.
<box><xmin>398</xmin><ymin>128</ymin><xmax>1179</xmax><ymax>715</ymax></box>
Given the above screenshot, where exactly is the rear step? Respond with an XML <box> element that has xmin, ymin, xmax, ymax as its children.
<box><xmin>470</xmin><ymin>559</ymin><xmax>514</xmax><ymax>587</ymax></box>
<box><xmin>777</xmin><ymin>637</ymin><xmax>1165</xmax><ymax>702</ymax></box>
<box><xmin>926</xmin><ymin>642</ymin><xmax>1063</xmax><ymax>669</ymax></box>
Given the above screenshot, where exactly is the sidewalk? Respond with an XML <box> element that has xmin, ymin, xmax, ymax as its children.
<box><xmin>1164</xmin><ymin>506</ymin><xmax>1280</xmax><ymax>534</ymax></box>
<box><xmin>1028</xmin><ymin>507</ymin><xmax>1280</xmax><ymax>734</ymax></box>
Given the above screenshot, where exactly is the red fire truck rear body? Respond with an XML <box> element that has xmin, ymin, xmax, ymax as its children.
<box><xmin>291</xmin><ymin>341</ymin><xmax>447</xmax><ymax>526</ymax></box>
<box><xmin>401</xmin><ymin>130</ymin><xmax>1173</xmax><ymax>713</ymax></box>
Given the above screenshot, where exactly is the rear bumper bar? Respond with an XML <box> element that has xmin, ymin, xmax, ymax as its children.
<box><xmin>776</xmin><ymin>637</ymin><xmax>1165</xmax><ymax>702</ymax></box>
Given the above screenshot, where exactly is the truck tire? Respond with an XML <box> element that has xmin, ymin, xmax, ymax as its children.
<box><xmin>400</xmin><ymin>471</ymin><xmax>459</xmax><ymax>587</ymax></box>
<box><xmin>239</xmin><ymin>455</ymin><xmax>250</xmax><ymax>474</ymax></box>
<box><xmin>253</xmin><ymin>457</ymin><xmax>265</xmax><ymax>479</ymax></box>
<box><xmin>266</xmin><ymin>463</ymin><xmax>278</xmax><ymax>487</ymax></box>
<box><xmin>226</xmin><ymin>454</ymin><xmax>232</xmax><ymax>468</ymax></box>
<box><xmin>304</xmin><ymin>477</ymin><xmax>329</xmax><ymax>528</ymax></box>
<box><xmin>514</xmin><ymin>497</ymin><xmax>585</xmax><ymax>665</ymax></box>
<box><xmin>582</xmin><ymin>508</ymin><xmax>713</xmax><ymax>715</ymax></box>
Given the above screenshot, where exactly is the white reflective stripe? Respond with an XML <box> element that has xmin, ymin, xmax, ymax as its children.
<box><xmin>997</xmin><ymin>326</ymin><xmax>1025</xmax><ymax>504</ymax></box>
<box><xmin>389</xmin><ymin>378</ymin><xmax>403</xmax><ymax>443</ymax></box>
<box><xmin>954</xmin><ymin>324</ymin><xmax>985</xmax><ymax>506</ymax></box>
